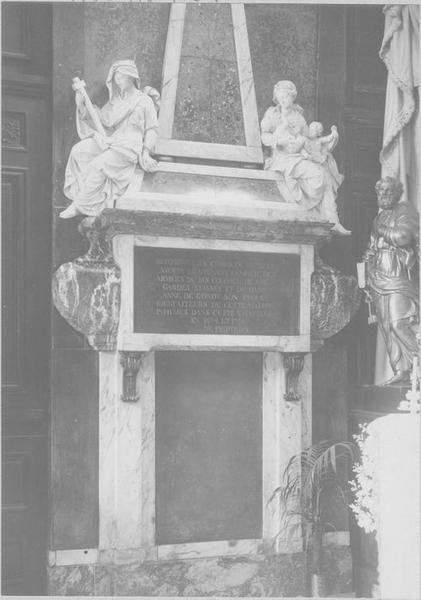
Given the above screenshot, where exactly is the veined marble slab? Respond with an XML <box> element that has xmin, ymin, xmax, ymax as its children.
<box><xmin>117</xmin><ymin>191</ymin><xmax>317</xmax><ymax>223</ymax></box>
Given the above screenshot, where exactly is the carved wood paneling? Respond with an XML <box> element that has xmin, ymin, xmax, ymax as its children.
<box><xmin>1</xmin><ymin>436</ymin><xmax>48</xmax><ymax>595</ymax></box>
<box><xmin>2</xmin><ymin>111</ymin><xmax>27</xmax><ymax>150</ymax></box>
<box><xmin>2</xmin><ymin>3</ymin><xmax>30</xmax><ymax>60</ymax></box>
<box><xmin>1</xmin><ymin>169</ymin><xmax>27</xmax><ymax>395</ymax></box>
<box><xmin>343</xmin><ymin>7</ymin><xmax>387</xmax><ymax>387</ymax></box>
<box><xmin>346</xmin><ymin>5</ymin><xmax>387</xmax><ymax>109</ymax></box>
<box><xmin>2</xmin><ymin>5</ymin><xmax>52</xmax><ymax>594</ymax></box>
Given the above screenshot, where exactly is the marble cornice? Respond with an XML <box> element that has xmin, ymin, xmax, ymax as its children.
<box><xmin>93</xmin><ymin>208</ymin><xmax>334</xmax><ymax>246</ymax></box>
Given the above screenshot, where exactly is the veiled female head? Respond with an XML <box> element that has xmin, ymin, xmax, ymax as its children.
<box><xmin>106</xmin><ymin>60</ymin><xmax>140</xmax><ymax>98</ymax></box>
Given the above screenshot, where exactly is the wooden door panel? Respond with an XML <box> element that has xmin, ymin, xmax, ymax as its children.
<box><xmin>2</xmin><ymin>3</ymin><xmax>52</xmax><ymax>594</ymax></box>
<box><xmin>2</xmin><ymin>93</ymin><xmax>51</xmax><ymax>410</ymax></box>
<box><xmin>2</xmin><ymin>167</ymin><xmax>27</xmax><ymax>396</ymax></box>
<box><xmin>2</xmin><ymin>436</ymin><xmax>48</xmax><ymax>595</ymax></box>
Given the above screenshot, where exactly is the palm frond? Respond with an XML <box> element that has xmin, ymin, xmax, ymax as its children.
<box><xmin>277</xmin><ymin>439</ymin><xmax>357</xmax><ymax>530</ymax></box>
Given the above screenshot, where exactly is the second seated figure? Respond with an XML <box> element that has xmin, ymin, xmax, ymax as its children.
<box><xmin>60</xmin><ymin>59</ymin><xmax>159</xmax><ymax>219</ymax></box>
<box><xmin>261</xmin><ymin>80</ymin><xmax>350</xmax><ymax>235</ymax></box>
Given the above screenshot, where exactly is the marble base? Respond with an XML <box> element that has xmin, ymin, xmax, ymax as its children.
<box><xmin>47</xmin><ymin>544</ymin><xmax>352</xmax><ymax>596</ymax></box>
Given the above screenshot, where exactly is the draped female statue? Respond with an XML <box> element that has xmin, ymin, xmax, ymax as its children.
<box><xmin>60</xmin><ymin>60</ymin><xmax>159</xmax><ymax>218</ymax></box>
<box><xmin>261</xmin><ymin>80</ymin><xmax>350</xmax><ymax>235</ymax></box>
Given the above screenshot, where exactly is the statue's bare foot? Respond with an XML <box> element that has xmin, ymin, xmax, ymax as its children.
<box><xmin>60</xmin><ymin>203</ymin><xmax>81</xmax><ymax>219</ymax></box>
<box><xmin>380</xmin><ymin>370</ymin><xmax>411</xmax><ymax>386</ymax></box>
<box><xmin>332</xmin><ymin>223</ymin><xmax>352</xmax><ymax>236</ymax></box>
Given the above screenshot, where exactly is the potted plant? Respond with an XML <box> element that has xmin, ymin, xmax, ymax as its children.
<box><xmin>273</xmin><ymin>440</ymin><xmax>357</xmax><ymax>597</ymax></box>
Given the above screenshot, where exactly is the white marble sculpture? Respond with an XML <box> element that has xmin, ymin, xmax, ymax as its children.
<box><xmin>261</xmin><ymin>80</ymin><xmax>350</xmax><ymax>235</ymax></box>
<box><xmin>60</xmin><ymin>60</ymin><xmax>159</xmax><ymax>219</ymax></box>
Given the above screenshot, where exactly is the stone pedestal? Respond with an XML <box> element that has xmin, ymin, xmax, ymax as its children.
<box><xmin>366</xmin><ymin>414</ymin><xmax>420</xmax><ymax>600</ymax></box>
<box><xmin>51</xmin><ymin>195</ymin><xmax>359</xmax><ymax>595</ymax></box>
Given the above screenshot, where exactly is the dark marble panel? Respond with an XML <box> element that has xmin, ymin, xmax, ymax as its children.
<box><xmin>210</xmin><ymin>60</ymin><xmax>245</xmax><ymax>145</ymax></box>
<box><xmin>51</xmin><ymin>348</ymin><xmax>99</xmax><ymax>550</ymax></box>
<box><xmin>145</xmin><ymin>171</ymin><xmax>282</xmax><ymax>202</ymax></box>
<box><xmin>173</xmin><ymin>56</ymin><xmax>212</xmax><ymax>142</ymax></box>
<box><xmin>155</xmin><ymin>351</ymin><xmax>263</xmax><ymax>544</ymax></box>
<box><xmin>173</xmin><ymin>4</ymin><xmax>245</xmax><ymax>145</ymax></box>
<box><xmin>245</xmin><ymin>4</ymin><xmax>318</xmax><ymax>123</ymax></box>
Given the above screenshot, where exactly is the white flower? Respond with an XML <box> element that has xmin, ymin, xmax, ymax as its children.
<box><xmin>349</xmin><ymin>423</ymin><xmax>378</xmax><ymax>533</ymax></box>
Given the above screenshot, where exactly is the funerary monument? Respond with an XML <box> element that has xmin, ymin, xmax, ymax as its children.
<box><xmin>50</xmin><ymin>3</ymin><xmax>360</xmax><ymax>595</ymax></box>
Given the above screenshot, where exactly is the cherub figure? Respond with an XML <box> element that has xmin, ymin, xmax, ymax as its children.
<box><xmin>302</xmin><ymin>121</ymin><xmax>350</xmax><ymax>235</ymax></box>
<box><xmin>303</xmin><ymin>122</ymin><xmax>339</xmax><ymax>164</ymax></box>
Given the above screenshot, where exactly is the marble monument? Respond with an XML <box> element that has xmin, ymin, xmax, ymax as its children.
<box><xmin>50</xmin><ymin>4</ymin><xmax>360</xmax><ymax>595</ymax></box>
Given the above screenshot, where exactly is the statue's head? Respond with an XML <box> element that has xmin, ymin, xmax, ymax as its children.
<box><xmin>273</xmin><ymin>80</ymin><xmax>297</xmax><ymax>109</ymax></box>
<box><xmin>308</xmin><ymin>121</ymin><xmax>323</xmax><ymax>138</ymax></box>
<box><xmin>106</xmin><ymin>60</ymin><xmax>140</xmax><ymax>97</ymax></box>
<box><xmin>375</xmin><ymin>177</ymin><xmax>403</xmax><ymax>209</ymax></box>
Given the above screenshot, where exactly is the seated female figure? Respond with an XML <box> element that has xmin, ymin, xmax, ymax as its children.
<box><xmin>261</xmin><ymin>80</ymin><xmax>349</xmax><ymax>234</ymax></box>
<box><xmin>60</xmin><ymin>59</ymin><xmax>159</xmax><ymax>219</ymax></box>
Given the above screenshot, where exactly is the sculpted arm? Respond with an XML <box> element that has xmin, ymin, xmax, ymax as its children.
<box><xmin>139</xmin><ymin>96</ymin><xmax>159</xmax><ymax>172</ymax></box>
<box><xmin>320</xmin><ymin>126</ymin><xmax>339</xmax><ymax>152</ymax></box>
<box><xmin>260</xmin><ymin>108</ymin><xmax>277</xmax><ymax>147</ymax></box>
<box><xmin>379</xmin><ymin>212</ymin><xmax>418</xmax><ymax>248</ymax></box>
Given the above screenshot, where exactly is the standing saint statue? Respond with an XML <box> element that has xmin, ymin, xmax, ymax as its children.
<box><xmin>60</xmin><ymin>59</ymin><xmax>159</xmax><ymax>218</ymax></box>
<box><xmin>261</xmin><ymin>80</ymin><xmax>350</xmax><ymax>235</ymax></box>
<box><xmin>363</xmin><ymin>177</ymin><xmax>419</xmax><ymax>385</ymax></box>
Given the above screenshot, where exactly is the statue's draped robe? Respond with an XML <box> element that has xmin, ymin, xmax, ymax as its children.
<box><xmin>260</xmin><ymin>106</ymin><xmax>343</xmax><ymax>223</ymax></box>
<box><xmin>64</xmin><ymin>90</ymin><xmax>158</xmax><ymax>215</ymax></box>
<box><xmin>376</xmin><ymin>5</ymin><xmax>420</xmax><ymax>382</ymax></box>
<box><xmin>367</xmin><ymin>201</ymin><xmax>419</xmax><ymax>376</ymax></box>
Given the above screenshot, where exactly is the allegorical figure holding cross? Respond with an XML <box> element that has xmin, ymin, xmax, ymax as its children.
<box><xmin>60</xmin><ymin>59</ymin><xmax>159</xmax><ymax>219</ymax></box>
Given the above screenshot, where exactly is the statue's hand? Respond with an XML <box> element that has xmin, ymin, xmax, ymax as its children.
<box><xmin>140</xmin><ymin>149</ymin><xmax>158</xmax><ymax>173</ymax></box>
<box><xmin>75</xmin><ymin>90</ymin><xmax>85</xmax><ymax>110</ymax></box>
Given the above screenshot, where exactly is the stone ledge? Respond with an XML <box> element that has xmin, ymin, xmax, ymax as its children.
<box><xmin>93</xmin><ymin>207</ymin><xmax>333</xmax><ymax>245</ymax></box>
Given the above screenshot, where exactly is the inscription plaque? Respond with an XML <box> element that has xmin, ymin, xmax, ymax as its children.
<box><xmin>133</xmin><ymin>247</ymin><xmax>300</xmax><ymax>335</ymax></box>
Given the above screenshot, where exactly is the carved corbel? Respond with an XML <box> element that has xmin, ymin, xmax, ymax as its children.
<box><xmin>120</xmin><ymin>351</ymin><xmax>145</xmax><ymax>402</ymax></box>
<box><xmin>283</xmin><ymin>353</ymin><xmax>305</xmax><ymax>402</ymax></box>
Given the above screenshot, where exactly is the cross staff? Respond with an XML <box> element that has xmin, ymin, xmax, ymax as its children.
<box><xmin>72</xmin><ymin>77</ymin><xmax>106</xmax><ymax>137</ymax></box>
